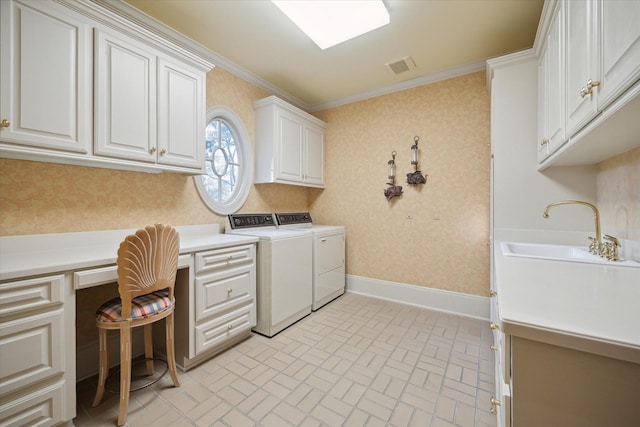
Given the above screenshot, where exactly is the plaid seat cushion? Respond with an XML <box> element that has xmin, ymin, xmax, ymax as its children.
<box><xmin>96</xmin><ymin>290</ymin><xmax>172</xmax><ymax>323</ymax></box>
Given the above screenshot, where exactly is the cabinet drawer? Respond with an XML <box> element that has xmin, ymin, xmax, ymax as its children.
<box><xmin>195</xmin><ymin>244</ymin><xmax>254</xmax><ymax>274</ymax></box>
<box><xmin>0</xmin><ymin>275</ymin><xmax>64</xmax><ymax>319</ymax></box>
<box><xmin>195</xmin><ymin>307</ymin><xmax>251</xmax><ymax>355</ymax></box>
<box><xmin>0</xmin><ymin>309</ymin><xmax>64</xmax><ymax>396</ymax></box>
<box><xmin>0</xmin><ymin>380</ymin><xmax>64</xmax><ymax>426</ymax></box>
<box><xmin>195</xmin><ymin>265</ymin><xmax>253</xmax><ymax>323</ymax></box>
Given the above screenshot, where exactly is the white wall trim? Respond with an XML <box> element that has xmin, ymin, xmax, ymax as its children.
<box><xmin>346</xmin><ymin>274</ymin><xmax>490</xmax><ymax>321</ymax></box>
<box><xmin>308</xmin><ymin>60</ymin><xmax>487</xmax><ymax>112</ymax></box>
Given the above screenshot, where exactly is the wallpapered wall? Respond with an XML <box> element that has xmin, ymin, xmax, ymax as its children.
<box><xmin>1</xmin><ymin>69</ymin><xmax>492</xmax><ymax>303</ymax></box>
<box><xmin>312</xmin><ymin>72</ymin><xmax>492</xmax><ymax>296</ymax></box>
<box><xmin>0</xmin><ymin>68</ymin><xmax>310</xmax><ymax>236</ymax></box>
<box><xmin>597</xmin><ymin>147</ymin><xmax>640</xmax><ymax>242</ymax></box>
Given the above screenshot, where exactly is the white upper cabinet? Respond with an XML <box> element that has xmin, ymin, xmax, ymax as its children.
<box><xmin>0</xmin><ymin>0</ymin><xmax>91</xmax><ymax>152</ymax></box>
<box><xmin>303</xmin><ymin>125</ymin><xmax>325</xmax><ymax>186</ymax></box>
<box><xmin>597</xmin><ymin>0</ymin><xmax>640</xmax><ymax>109</ymax></box>
<box><xmin>0</xmin><ymin>0</ymin><xmax>212</xmax><ymax>174</ymax></box>
<box><xmin>537</xmin><ymin>0</ymin><xmax>640</xmax><ymax>168</ymax></box>
<box><xmin>157</xmin><ymin>58</ymin><xmax>205</xmax><ymax>170</ymax></box>
<box><xmin>537</xmin><ymin>1</ymin><xmax>565</xmax><ymax>162</ymax></box>
<box><xmin>94</xmin><ymin>28</ymin><xmax>205</xmax><ymax>171</ymax></box>
<box><xmin>94</xmin><ymin>28</ymin><xmax>157</xmax><ymax>163</ymax></box>
<box><xmin>565</xmin><ymin>0</ymin><xmax>599</xmax><ymax>137</ymax></box>
<box><xmin>254</xmin><ymin>96</ymin><xmax>327</xmax><ymax>188</ymax></box>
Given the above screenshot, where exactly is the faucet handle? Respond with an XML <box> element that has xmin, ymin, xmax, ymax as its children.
<box><xmin>588</xmin><ymin>236</ymin><xmax>598</xmax><ymax>254</ymax></box>
<box><xmin>604</xmin><ymin>235</ymin><xmax>620</xmax><ymax>247</ymax></box>
<box><xmin>603</xmin><ymin>235</ymin><xmax>620</xmax><ymax>261</ymax></box>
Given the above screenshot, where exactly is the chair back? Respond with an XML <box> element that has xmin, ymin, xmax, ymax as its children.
<box><xmin>116</xmin><ymin>224</ymin><xmax>179</xmax><ymax>319</ymax></box>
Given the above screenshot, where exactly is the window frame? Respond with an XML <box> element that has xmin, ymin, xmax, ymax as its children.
<box><xmin>194</xmin><ymin>105</ymin><xmax>253</xmax><ymax>215</ymax></box>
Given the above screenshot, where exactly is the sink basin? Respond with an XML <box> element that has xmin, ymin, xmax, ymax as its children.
<box><xmin>501</xmin><ymin>242</ymin><xmax>640</xmax><ymax>267</ymax></box>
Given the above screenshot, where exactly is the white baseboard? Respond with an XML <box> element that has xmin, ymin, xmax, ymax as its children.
<box><xmin>346</xmin><ymin>274</ymin><xmax>490</xmax><ymax>321</ymax></box>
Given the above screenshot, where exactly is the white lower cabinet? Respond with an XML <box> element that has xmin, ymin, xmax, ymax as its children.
<box><xmin>0</xmin><ymin>275</ymin><xmax>74</xmax><ymax>426</ymax></box>
<box><xmin>176</xmin><ymin>244</ymin><xmax>256</xmax><ymax>370</ymax></box>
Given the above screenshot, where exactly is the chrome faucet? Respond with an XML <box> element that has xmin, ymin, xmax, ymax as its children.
<box><xmin>543</xmin><ymin>200</ymin><xmax>601</xmax><ymax>253</ymax></box>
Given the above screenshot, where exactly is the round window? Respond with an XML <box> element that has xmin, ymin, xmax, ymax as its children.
<box><xmin>195</xmin><ymin>106</ymin><xmax>252</xmax><ymax>215</ymax></box>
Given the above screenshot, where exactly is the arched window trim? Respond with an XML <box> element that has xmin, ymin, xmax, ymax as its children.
<box><xmin>194</xmin><ymin>105</ymin><xmax>253</xmax><ymax>215</ymax></box>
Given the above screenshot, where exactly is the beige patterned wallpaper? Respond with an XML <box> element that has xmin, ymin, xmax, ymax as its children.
<box><xmin>0</xmin><ymin>68</ymin><xmax>309</xmax><ymax>236</ymax></box>
<box><xmin>313</xmin><ymin>71</ymin><xmax>492</xmax><ymax>296</ymax></box>
<box><xmin>597</xmin><ymin>147</ymin><xmax>640</xmax><ymax>242</ymax></box>
<box><xmin>0</xmin><ymin>69</ymin><xmax>492</xmax><ymax>300</ymax></box>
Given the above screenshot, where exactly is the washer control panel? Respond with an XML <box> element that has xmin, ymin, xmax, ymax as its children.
<box><xmin>227</xmin><ymin>214</ymin><xmax>275</xmax><ymax>229</ymax></box>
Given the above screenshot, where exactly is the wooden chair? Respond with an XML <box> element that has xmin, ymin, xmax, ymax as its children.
<box><xmin>92</xmin><ymin>224</ymin><xmax>181</xmax><ymax>426</ymax></box>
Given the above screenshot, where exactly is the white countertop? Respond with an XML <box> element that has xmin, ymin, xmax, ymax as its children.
<box><xmin>494</xmin><ymin>230</ymin><xmax>640</xmax><ymax>363</ymax></box>
<box><xmin>0</xmin><ymin>224</ymin><xmax>258</xmax><ymax>281</ymax></box>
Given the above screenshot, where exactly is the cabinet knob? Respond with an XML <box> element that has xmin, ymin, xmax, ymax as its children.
<box><xmin>490</xmin><ymin>290</ymin><xmax>497</xmax><ymax>297</ymax></box>
<box><xmin>490</xmin><ymin>345</ymin><xmax>498</xmax><ymax>351</ymax></box>
<box><xmin>149</xmin><ymin>147</ymin><xmax>157</xmax><ymax>154</ymax></box>
<box><xmin>1</xmin><ymin>119</ymin><xmax>9</xmax><ymax>128</ymax></box>
<box><xmin>160</xmin><ymin>148</ymin><xmax>166</xmax><ymax>156</ymax></box>
<box><xmin>490</xmin><ymin>323</ymin><xmax>500</xmax><ymax>331</ymax></box>
<box><xmin>227</xmin><ymin>324</ymin><xmax>233</xmax><ymax>331</ymax></box>
<box><xmin>540</xmin><ymin>138</ymin><xmax>549</xmax><ymax>146</ymax></box>
<box><xmin>227</xmin><ymin>288</ymin><xmax>233</xmax><ymax>294</ymax></box>
<box><xmin>490</xmin><ymin>397</ymin><xmax>502</xmax><ymax>406</ymax></box>
<box><xmin>490</xmin><ymin>407</ymin><xmax>497</xmax><ymax>415</ymax></box>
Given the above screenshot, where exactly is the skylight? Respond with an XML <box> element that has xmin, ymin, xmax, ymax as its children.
<box><xmin>272</xmin><ymin>0</ymin><xmax>390</xmax><ymax>50</ymax></box>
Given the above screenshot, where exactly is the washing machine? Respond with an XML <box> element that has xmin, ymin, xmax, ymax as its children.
<box><xmin>275</xmin><ymin>212</ymin><xmax>345</xmax><ymax>311</ymax></box>
<box><xmin>226</xmin><ymin>213</ymin><xmax>312</xmax><ymax>337</ymax></box>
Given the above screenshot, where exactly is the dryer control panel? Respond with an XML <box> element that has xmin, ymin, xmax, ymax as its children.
<box><xmin>227</xmin><ymin>214</ymin><xmax>275</xmax><ymax>230</ymax></box>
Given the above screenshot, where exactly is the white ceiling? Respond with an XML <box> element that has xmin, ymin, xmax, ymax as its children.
<box><xmin>124</xmin><ymin>0</ymin><xmax>544</xmax><ymax>111</ymax></box>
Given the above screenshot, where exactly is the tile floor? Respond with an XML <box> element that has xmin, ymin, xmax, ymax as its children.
<box><xmin>75</xmin><ymin>292</ymin><xmax>497</xmax><ymax>427</ymax></box>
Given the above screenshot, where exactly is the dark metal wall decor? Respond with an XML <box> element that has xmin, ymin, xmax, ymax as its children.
<box><xmin>406</xmin><ymin>136</ymin><xmax>427</xmax><ymax>185</ymax></box>
<box><xmin>384</xmin><ymin>151</ymin><xmax>403</xmax><ymax>201</ymax></box>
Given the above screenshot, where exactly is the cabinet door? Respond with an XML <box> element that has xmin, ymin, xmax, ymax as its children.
<box><xmin>565</xmin><ymin>0</ymin><xmax>599</xmax><ymax>137</ymax></box>
<box><xmin>598</xmin><ymin>0</ymin><xmax>640</xmax><ymax>109</ymax></box>
<box><xmin>537</xmin><ymin>2</ymin><xmax>565</xmax><ymax>162</ymax></box>
<box><xmin>276</xmin><ymin>110</ymin><xmax>304</xmax><ymax>182</ymax></box>
<box><xmin>94</xmin><ymin>28</ymin><xmax>157</xmax><ymax>162</ymax></box>
<box><xmin>157</xmin><ymin>58</ymin><xmax>205</xmax><ymax>170</ymax></box>
<box><xmin>0</xmin><ymin>0</ymin><xmax>91</xmax><ymax>152</ymax></box>
<box><xmin>304</xmin><ymin>125</ymin><xmax>324</xmax><ymax>186</ymax></box>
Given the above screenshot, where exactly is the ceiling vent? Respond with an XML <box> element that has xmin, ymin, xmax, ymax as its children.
<box><xmin>385</xmin><ymin>56</ymin><xmax>416</xmax><ymax>75</ymax></box>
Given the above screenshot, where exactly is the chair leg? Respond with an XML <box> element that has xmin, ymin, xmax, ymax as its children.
<box><xmin>92</xmin><ymin>327</ymin><xmax>109</xmax><ymax>407</ymax></box>
<box><xmin>144</xmin><ymin>323</ymin><xmax>154</xmax><ymax>375</ymax></box>
<box><xmin>165</xmin><ymin>311</ymin><xmax>180</xmax><ymax>387</ymax></box>
<box><xmin>118</xmin><ymin>325</ymin><xmax>132</xmax><ymax>427</ymax></box>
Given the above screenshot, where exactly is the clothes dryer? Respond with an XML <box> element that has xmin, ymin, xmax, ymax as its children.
<box><xmin>275</xmin><ymin>212</ymin><xmax>345</xmax><ymax>310</ymax></box>
<box><xmin>226</xmin><ymin>214</ymin><xmax>312</xmax><ymax>337</ymax></box>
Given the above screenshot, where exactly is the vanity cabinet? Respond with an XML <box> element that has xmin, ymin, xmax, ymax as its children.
<box><xmin>0</xmin><ymin>275</ymin><xmax>75</xmax><ymax>426</ymax></box>
<box><xmin>0</xmin><ymin>0</ymin><xmax>92</xmax><ymax>153</ymax></box>
<box><xmin>254</xmin><ymin>96</ymin><xmax>327</xmax><ymax>188</ymax></box>
<box><xmin>0</xmin><ymin>0</ymin><xmax>211</xmax><ymax>174</ymax></box>
<box><xmin>536</xmin><ymin>0</ymin><xmax>640</xmax><ymax>166</ymax></box>
<box><xmin>175</xmin><ymin>244</ymin><xmax>256</xmax><ymax>370</ymax></box>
